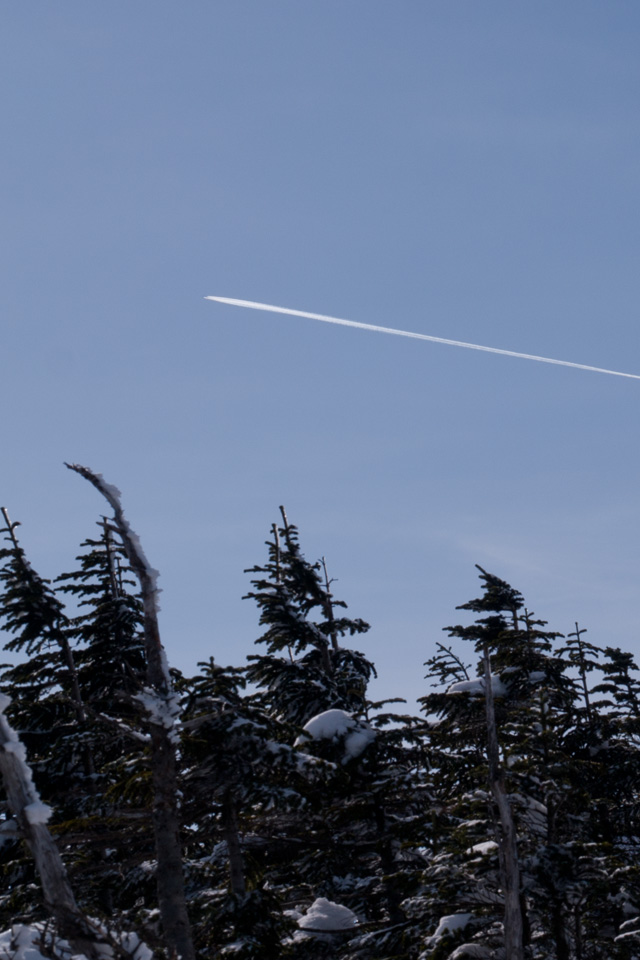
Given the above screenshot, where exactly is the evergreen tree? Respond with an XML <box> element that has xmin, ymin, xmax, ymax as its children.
<box><xmin>413</xmin><ymin>567</ymin><xmax>640</xmax><ymax>960</ymax></box>
<box><xmin>0</xmin><ymin>509</ymin><xmax>88</xmax><ymax>926</ymax></box>
<box><xmin>53</xmin><ymin>519</ymin><xmax>153</xmax><ymax>925</ymax></box>
<box><xmin>245</xmin><ymin>508</ymin><xmax>374</xmax><ymax>725</ymax></box>
<box><xmin>179</xmin><ymin>657</ymin><xmax>311</xmax><ymax>958</ymax></box>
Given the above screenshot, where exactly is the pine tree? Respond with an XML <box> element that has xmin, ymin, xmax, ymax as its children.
<box><xmin>53</xmin><ymin>519</ymin><xmax>154</xmax><ymax>925</ymax></box>
<box><xmin>412</xmin><ymin>567</ymin><xmax>640</xmax><ymax>960</ymax></box>
<box><xmin>179</xmin><ymin>657</ymin><xmax>311</xmax><ymax>957</ymax></box>
<box><xmin>245</xmin><ymin>508</ymin><xmax>374</xmax><ymax>725</ymax></box>
<box><xmin>0</xmin><ymin>509</ymin><xmax>90</xmax><ymax>926</ymax></box>
<box><xmin>66</xmin><ymin>464</ymin><xmax>196</xmax><ymax>960</ymax></box>
<box><xmin>414</xmin><ymin>569</ymin><xmax>575</xmax><ymax>958</ymax></box>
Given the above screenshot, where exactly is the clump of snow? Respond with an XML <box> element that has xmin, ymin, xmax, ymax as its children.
<box><xmin>466</xmin><ymin>840</ymin><xmax>497</xmax><ymax>856</ymax></box>
<box><xmin>23</xmin><ymin>801</ymin><xmax>52</xmax><ymax>825</ymax></box>
<box><xmin>295</xmin><ymin>709</ymin><xmax>376</xmax><ymax>763</ymax></box>
<box><xmin>425</xmin><ymin>913</ymin><xmax>474</xmax><ymax>949</ymax></box>
<box><xmin>118</xmin><ymin>930</ymin><xmax>153</xmax><ymax>959</ymax></box>
<box><xmin>447</xmin><ymin>676</ymin><xmax>508</xmax><ymax>697</ymax></box>
<box><xmin>297</xmin><ymin>897</ymin><xmax>359</xmax><ymax>931</ymax></box>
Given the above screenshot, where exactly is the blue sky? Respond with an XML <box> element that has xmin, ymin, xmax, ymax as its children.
<box><xmin>2</xmin><ymin>2</ymin><xmax>640</xmax><ymax>706</ymax></box>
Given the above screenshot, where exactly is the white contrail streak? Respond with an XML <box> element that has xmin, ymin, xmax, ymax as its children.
<box><xmin>205</xmin><ymin>296</ymin><xmax>640</xmax><ymax>381</ymax></box>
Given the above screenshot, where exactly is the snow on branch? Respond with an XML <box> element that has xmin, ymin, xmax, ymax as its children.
<box><xmin>297</xmin><ymin>897</ymin><xmax>359</xmax><ymax>933</ymax></box>
<box><xmin>0</xmin><ymin>694</ymin><xmax>52</xmax><ymax>826</ymax></box>
<box><xmin>135</xmin><ymin>688</ymin><xmax>181</xmax><ymax>745</ymax></box>
<box><xmin>295</xmin><ymin>709</ymin><xmax>376</xmax><ymax>764</ymax></box>
<box><xmin>64</xmin><ymin>464</ymin><xmax>160</xmax><ymax>608</ymax></box>
<box><xmin>65</xmin><ymin>464</ymin><xmax>173</xmax><ymax>699</ymax></box>
<box><xmin>66</xmin><ymin>465</ymin><xmax>195</xmax><ymax>960</ymax></box>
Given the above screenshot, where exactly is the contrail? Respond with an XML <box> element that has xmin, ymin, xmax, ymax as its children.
<box><xmin>205</xmin><ymin>296</ymin><xmax>640</xmax><ymax>381</ymax></box>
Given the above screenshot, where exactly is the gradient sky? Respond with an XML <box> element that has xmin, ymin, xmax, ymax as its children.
<box><xmin>2</xmin><ymin>2</ymin><xmax>640</xmax><ymax>707</ymax></box>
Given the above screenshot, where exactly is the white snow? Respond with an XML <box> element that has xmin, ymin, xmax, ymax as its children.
<box><xmin>432</xmin><ymin>914</ymin><xmax>474</xmax><ymax>937</ymax></box>
<box><xmin>135</xmin><ymin>688</ymin><xmax>181</xmax><ymax>744</ymax></box>
<box><xmin>0</xmin><ymin>696</ymin><xmax>50</xmax><ymax>830</ymax></box>
<box><xmin>297</xmin><ymin>897</ymin><xmax>359</xmax><ymax>931</ymax></box>
<box><xmin>425</xmin><ymin>913</ymin><xmax>474</xmax><ymax>949</ymax></box>
<box><xmin>0</xmin><ymin>923</ymin><xmax>153</xmax><ymax>960</ymax></box>
<box><xmin>466</xmin><ymin>841</ymin><xmax>497</xmax><ymax>856</ymax></box>
<box><xmin>447</xmin><ymin>676</ymin><xmax>508</xmax><ymax>697</ymax></box>
<box><xmin>295</xmin><ymin>709</ymin><xmax>376</xmax><ymax>762</ymax></box>
<box><xmin>3</xmin><ymin>740</ymin><xmax>28</xmax><ymax>760</ymax></box>
<box><xmin>23</xmin><ymin>801</ymin><xmax>52</xmax><ymax>825</ymax></box>
<box><xmin>66</xmin><ymin>465</ymin><xmax>162</xmax><ymax>608</ymax></box>
<box><xmin>449</xmin><ymin>946</ymin><xmax>492</xmax><ymax>959</ymax></box>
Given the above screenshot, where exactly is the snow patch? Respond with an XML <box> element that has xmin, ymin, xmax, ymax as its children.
<box><xmin>0</xmin><ymin>923</ymin><xmax>153</xmax><ymax>960</ymax></box>
<box><xmin>297</xmin><ymin>897</ymin><xmax>359</xmax><ymax>931</ymax></box>
<box><xmin>0</xmin><ymin>697</ymin><xmax>50</xmax><ymax>831</ymax></box>
<box><xmin>295</xmin><ymin>709</ymin><xmax>376</xmax><ymax>762</ymax></box>
<box><xmin>135</xmin><ymin>689</ymin><xmax>181</xmax><ymax>743</ymax></box>
<box><xmin>23</xmin><ymin>801</ymin><xmax>52</xmax><ymax>825</ymax></box>
<box><xmin>449</xmin><ymin>946</ymin><xmax>492</xmax><ymax>959</ymax></box>
<box><xmin>447</xmin><ymin>676</ymin><xmax>508</xmax><ymax>697</ymax></box>
<box><xmin>466</xmin><ymin>840</ymin><xmax>497</xmax><ymax>856</ymax></box>
<box><xmin>425</xmin><ymin>913</ymin><xmax>474</xmax><ymax>949</ymax></box>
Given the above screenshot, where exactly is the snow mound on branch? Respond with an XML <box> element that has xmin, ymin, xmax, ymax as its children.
<box><xmin>297</xmin><ymin>897</ymin><xmax>359</xmax><ymax>931</ymax></box>
<box><xmin>295</xmin><ymin>709</ymin><xmax>376</xmax><ymax>762</ymax></box>
<box><xmin>466</xmin><ymin>840</ymin><xmax>498</xmax><ymax>856</ymax></box>
<box><xmin>446</xmin><ymin>676</ymin><xmax>508</xmax><ymax>697</ymax></box>
<box><xmin>424</xmin><ymin>913</ymin><xmax>474</xmax><ymax>949</ymax></box>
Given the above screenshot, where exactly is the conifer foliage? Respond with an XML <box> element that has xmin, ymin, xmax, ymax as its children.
<box><xmin>245</xmin><ymin>507</ymin><xmax>374</xmax><ymax>725</ymax></box>
<box><xmin>0</xmin><ymin>485</ymin><xmax>640</xmax><ymax>960</ymax></box>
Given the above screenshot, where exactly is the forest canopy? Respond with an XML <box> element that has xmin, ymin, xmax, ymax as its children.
<box><xmin>0</xmin><ymin>471</ymin><xmax>638</xmax><ymax>960</ymax></box>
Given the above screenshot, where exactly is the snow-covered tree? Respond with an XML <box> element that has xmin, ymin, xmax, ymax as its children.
<box><xmin>245</xmin><ymin>508</ymin><xmax>374</xmax><ymax>725</ymax></box>
<box><xmin>179</xmin><ymin>657</ymin><xmax>311</xmax><ymax>957</ymax></box>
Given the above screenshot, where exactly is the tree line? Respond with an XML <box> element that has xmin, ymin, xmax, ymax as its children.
<box><xmin>0</xmin><ymin>467</ymin><xmax>639</xmax><ymax>959</ymax></box>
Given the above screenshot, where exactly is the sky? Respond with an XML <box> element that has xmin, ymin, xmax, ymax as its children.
<box><xmin>2</xmin><ymin>2</ymin><xmax>640</xmax><ymax>708</ymax></box>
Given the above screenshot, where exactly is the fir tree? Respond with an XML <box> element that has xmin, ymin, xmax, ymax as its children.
<box><xmin>245</xmin><ymin>508</ymin><xmax>374</xmax><ymax>725</ymax></box>
<box><xmin>53</xmin><ymin>519</ymin><xmax>153</xmax><ymax>924</ymax></box>
<box><xmin>179</xmin><ymin>657</ymin><xmax>309</xmax><ymax>958</ymax></box>
<box><xmin>0</xmin><ymin>509</ymin><xmax>89</xmax><ymax>926</ymax></box>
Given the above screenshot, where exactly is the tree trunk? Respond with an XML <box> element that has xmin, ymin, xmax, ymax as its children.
<box><xmin>373</xmin><ymin>798</ymin><xmax>405</xmax><ymax>925</ymax></box>
<box><xmin>483</xmin><ymin>645</ymin><xmax>524</xmax><ymax>960</ymax></box>
<box><xmin>67</xmin><ymin>464</ymin><xmax>196</xmax><ymax>960</ymax></box>
<box><xmin>222</xmin><ymin>794</ymin><xmax>246</xmax><ymax>896</ymax></box>
<box><xmin>0</xmin><ymin>699</ymin><xmax>108</xmax><ymax>959</ymax></box>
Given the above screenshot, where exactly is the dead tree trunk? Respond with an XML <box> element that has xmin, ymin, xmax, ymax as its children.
<box><xmin>0</xmin><ymin>508</ymin><xmax>94</xmax><ymax>781</ymax></box>
<box><xmin>483</xmin><ymin>644</ymin><xmax>524</xmax><ymax>960</ymax></box>
<box><xmin>67</xmin><ymin>464</ymin><xmax>195</xmax><ymax>960</ymax></box>
<box><xmin>0</xmin><ymin>696</ymin><xmax>114</xmax><ymax>959</ymax></box>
